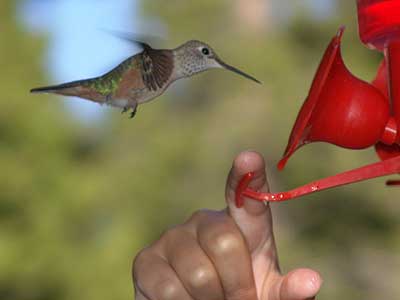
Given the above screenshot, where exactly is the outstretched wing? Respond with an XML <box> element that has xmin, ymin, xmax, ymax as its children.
<box><xmin>141</xmin><ymin>48</ymin><xmax>174</xmax><ymax>92</ymax></box>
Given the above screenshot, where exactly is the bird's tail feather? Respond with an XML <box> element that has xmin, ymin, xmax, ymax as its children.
<box><xmin>30</xmin><ymin>79</ymin><xmax>106</xmax><ymax>103</ymax></box>
<box><xmin>30</xmin><ymin>79</ymin><xmax>89</xmax><ymax>94</ymax></box>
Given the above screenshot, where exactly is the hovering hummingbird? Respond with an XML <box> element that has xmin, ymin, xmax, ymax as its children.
<box><xmin>31</xmin><ymin>39</ymin><xmax>260</xmax><ymax>118</ymax></box>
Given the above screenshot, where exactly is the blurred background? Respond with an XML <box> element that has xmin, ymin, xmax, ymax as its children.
<box><xmin>1</xmin><ymin>0</ymin><xmax>399</xmax><ymax>299</ymax></box>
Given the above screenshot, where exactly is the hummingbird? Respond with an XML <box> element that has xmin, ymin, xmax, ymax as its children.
<box><xmin>31</xmin><ymin>39</ymin><xmax>261</xmax><ymax>118</ymax></box>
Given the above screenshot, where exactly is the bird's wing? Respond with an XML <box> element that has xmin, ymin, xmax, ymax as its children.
<box><xmin>101</xmin><ymin>29</ymin><xmax>161</xmax><ymax>51</ymax></box>
<box><xmin>101</xmin><ymin>29</ymin><xmax>173</xmax><ymax>92</ymax></box>
<box><xmin>141</xmin><ymin>48</ymin><xmax>174</xmax><ymax>92</ymax></box>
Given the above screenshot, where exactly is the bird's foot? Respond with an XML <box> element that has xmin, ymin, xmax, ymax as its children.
<box><xmin>121</xmin><ymin>107</ymin><xmax>128</xmax><ymax>114</ymax></box>
<box><xmin>129</xmin><ymin>107</ymin><xmax>137</xmax><ymax>119</ymax></box>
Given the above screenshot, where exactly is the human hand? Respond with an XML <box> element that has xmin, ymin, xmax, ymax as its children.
<box><xmin>133</xmin><ymin>151</ymin><xmax>322</xmax><ymax>300</ymax></box>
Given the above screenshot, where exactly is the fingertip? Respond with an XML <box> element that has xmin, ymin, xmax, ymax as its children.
<box><xmin>226</xmin><ymin>150</ymin><xmax>268</xmax><ymax>197</ymax></box>
<box><xmin>279</xmin><ymin>268</ymin><xmax>322</xmax><ymax>300</ymax></box>
<box><xmin>231</xmin><ymin>150</ymin><xmax>266</xmax><ymax>176</ymax></box>
<box><xmin>226</xmin><ymin>150</ymin><xmax>270</xmax><ymax>217</ymax></box>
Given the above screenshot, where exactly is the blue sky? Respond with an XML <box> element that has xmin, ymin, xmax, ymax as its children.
<box><xmin>306</xmin><ymin>0</ymin><xmax>335</xmax><ymax>18</ymax></box>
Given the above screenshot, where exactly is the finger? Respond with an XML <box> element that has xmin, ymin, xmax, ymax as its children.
<box><xmin>133</xmin><ymin>250</ymin><xmax>193</xmax><ymax>300</ymax></box>
<box><xmin>163</xmin><ymin>226</ymin><xmax>224</xmax><ymax>300</ymax></box>
<box><xmin>134</xmin><ymin>286</ymin><xmax>151</xmax><ymax>300</ymax></box>
<box><xmin>270</xmin><ymin>268</ymin><xmax>323</xmax><ymax>300</ymax></box>
<box><xmin>225</xmin><ymin>151</ymin><xmax>274</xmax><ymax>252</ymax></box>
<box><xmin>197</xmin><ymin>211</ymin><xmax>258</xmax><ymax>300</ymax></box>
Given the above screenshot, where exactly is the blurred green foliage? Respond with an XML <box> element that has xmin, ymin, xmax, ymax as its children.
<box><xmin>1</xmin><ymin>0</ymin><xmax>399</xmax><ymax>299</ymax></box>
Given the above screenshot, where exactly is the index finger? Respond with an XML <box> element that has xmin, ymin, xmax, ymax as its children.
<box><xmin>225</xmin><ymin>151</ymin><xmax>273</xmax><ymax>252</ymax></box>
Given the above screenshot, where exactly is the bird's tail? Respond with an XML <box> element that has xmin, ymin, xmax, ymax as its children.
<box><xmin>30</xmin><ymin>79</ymin><xmax>89</xmax><ymax>96</ymax></box>
<box><xmin>30</xmin><ymin>79</ymin><xmax>106</xmax><ymax>103</ymax></box>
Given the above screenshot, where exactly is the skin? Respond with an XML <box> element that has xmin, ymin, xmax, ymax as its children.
<box><xmin>133</xmin><ymin>151</ymin><xmax>322</xmax><ymax>300</ymax></box>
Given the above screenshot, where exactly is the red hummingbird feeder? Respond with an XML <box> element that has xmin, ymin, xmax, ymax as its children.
<box><xmin>235</xmin><ymin>0</ymin><xmax>400</xmax><ymax>207</ymax></box>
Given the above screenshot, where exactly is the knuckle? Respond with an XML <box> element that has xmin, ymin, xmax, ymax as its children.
<box><xmin>187</xmin><ymin>265</ymin><xmax>216</xmax><ymax>290</ymax></box>
<box><xmin>207</xmin><ymin>229</ymin><xmax>243</xmax><ymax>256</ymax></box>
<box><xmin>154</xmin><ymin>278</ymin><xmax>181</xmax><ymax>300</ymax></box>
<box><xmin>161</xmin><ymin>225</ymin><xmax>180</xmax><ymax>241</ymax></box>
<box><xmin>187</xmin><ymin>209</ymin><xmax>210</xmax><ymax>223</ymax></box>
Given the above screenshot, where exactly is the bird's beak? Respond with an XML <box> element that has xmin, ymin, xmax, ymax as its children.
<box><xmin>215</xmin><ymin>58</ymin><xmax>261</xmax><ymax>84</ymax></box>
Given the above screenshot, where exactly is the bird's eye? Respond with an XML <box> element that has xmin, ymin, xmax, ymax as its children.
<box><xmin>201</xmin><ymin>48</ymin><xmax>210</xmax><ymax>55</ymax></box>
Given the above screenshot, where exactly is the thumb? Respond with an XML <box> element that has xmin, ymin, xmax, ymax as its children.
<box><xmin>225</xmin><ymin>151</ymin><xmax>274</xmax><ymax>252</ymax></box>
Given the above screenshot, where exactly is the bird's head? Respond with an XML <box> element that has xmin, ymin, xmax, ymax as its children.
<box><xmin>174</xmin><ymin>40</ymin><xmax>260</xmax><ymax>84</ymax></box>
